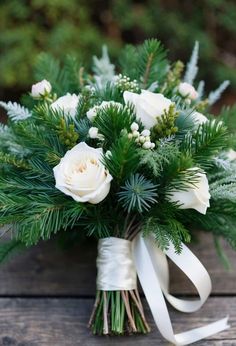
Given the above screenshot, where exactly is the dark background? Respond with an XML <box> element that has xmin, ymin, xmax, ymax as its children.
<box><xmin>0</xmin><ymin>0</ymin><xmax>236</xmax><ymax>109</ymax></box>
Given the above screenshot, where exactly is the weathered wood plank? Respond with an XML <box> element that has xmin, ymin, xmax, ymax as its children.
<box><xmin>0</xmin><ymin>233</ymin><xmax>235</xmax><ymax>296</ymax></box>
<box><xmin>0</xmin><ymin>297</ymin><xmax>234</xmax><ymax>345</ymax></box>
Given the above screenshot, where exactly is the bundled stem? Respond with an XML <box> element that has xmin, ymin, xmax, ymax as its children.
<box><xmin>88</xmin><ymin>289</ymin><xmax>150</xmax><ymax>335</ymax></box>
<box><xmin>88</xmin><ymin>219</ymin><xmax>150</xmax><ymax>335</ymax></box>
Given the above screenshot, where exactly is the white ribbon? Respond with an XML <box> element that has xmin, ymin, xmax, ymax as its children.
<box><xmin>97</xmin><ymin>237</ymin><xmax>137</xmax><ymax>290</ymax></box>
<box><xmin>132</xmin><ymin>233</ymin><xmax>230</xmax><ymax>345</ymax></box>
<box><xmin>96</xmin><ymin>235</ymin><xmax>230</xmax><ymax>345</ymax></box>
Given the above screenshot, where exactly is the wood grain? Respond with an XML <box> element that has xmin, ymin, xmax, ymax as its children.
<box><xmin>0</xmin><ymin>233</ymin><xmax>235</xmax><ymax>296</ymax></box>
<box><xmin>0</xmin><ymin>297</ymin><xmax>234</xmax><ymax>346</ymax></box>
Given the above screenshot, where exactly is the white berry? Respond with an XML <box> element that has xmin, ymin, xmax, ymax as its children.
<box><xmin>141</xmin><ymin>129</ymin><xmax>150</xmax><ymax>137</ymax></box>
<box><xmin>131</xmin><ymin>122</ymin><xmax>139</xmax><ymax>131</ymax></box>
<box><xmin>132</xmin><ymin>130</ymin><xmax>140</xmax><ymax>138</ymax></box>
<box><xmin>139</xmin><ymin>135</ymin><xmax>145</xmax><ymax>143</ymax></box>
<box><xmin>143</xmin><ymin>141</ymin><xmax>152</xmax><ymax>149</ymax></box>
<box><xmin>88</xmin><ymin>127</ymin><xmax>99</xmax><ymax>139</ymax></box>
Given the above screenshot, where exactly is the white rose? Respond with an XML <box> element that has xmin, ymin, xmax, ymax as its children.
<box><xmin>178</xmin><ymin>82</ymin><xmax>198</xmax><ymax>100</ymax></box>
<box><xmin>123</xmin><ymin>90</ymin><xmax>172</xmax><ymax>129</ymax></box>
<box><xmin>86</xmin><ymin>101</ymin><xmax>122</xmax><ymax>121</ymax></box>
<box><xmin>191</xmin><ymin>111</ymin><xmax>208</xmax><ymax>126</ymax></box>
<box><xmin>51</xmin><ymin>93</ymin><xmax>80</xmax><ymax>118</ymax></box>
<box><xmin>168</xmin><ymin>168</ymin><xmax>211</xmax><ymax>214</ymax></box>
<box><xmin>53</xmin><ymin>142</ymin><xmax>112</xmax><ymax>204</ymax></box>
<box><xmin>31</xmin><ymin>79</ymin><xmax>52</xmax><ymax>98</ymax></box>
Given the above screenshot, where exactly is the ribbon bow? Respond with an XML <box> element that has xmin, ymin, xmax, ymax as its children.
<box><xmin>132</xmin><ymin>234</ymin><xmax>230</xmax><ymax>345</ymax></box>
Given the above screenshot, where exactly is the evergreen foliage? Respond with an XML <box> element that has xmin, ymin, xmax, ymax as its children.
<box><xmin>0</xmin><ymin>101</ymin><xmax>32</xmax><ymax>122</ymax></box>
<box><xmin>0</xmin><ymin>38</ymin><xmax>236</xmax><ymax>258</ymax></box>
<box><xmin>119</xmin><ymin>39</ymin><xmax>168</xmax><ymax>89</ymax></box>
<box><xmin>117</xmin><ymin>174</ymin><xmax>158</xmax><ymax>213</ymax></box>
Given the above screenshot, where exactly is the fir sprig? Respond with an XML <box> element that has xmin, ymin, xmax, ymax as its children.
<box><xmin>117</xmin><ymin>174</ymin><xmax>158</xmax><ymax>213</ymax></box>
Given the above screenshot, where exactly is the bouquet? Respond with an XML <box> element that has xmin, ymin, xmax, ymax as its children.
<box><xmin>0</xmin><ymin>39</ymin><xmax>235</xmax><ymax>345</ymax></box>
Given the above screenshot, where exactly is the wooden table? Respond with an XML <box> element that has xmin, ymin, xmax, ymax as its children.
<box><xmin>0</xmin><ymin>233</ymin><xmax>235</xmax><ymax>345</ymax></box>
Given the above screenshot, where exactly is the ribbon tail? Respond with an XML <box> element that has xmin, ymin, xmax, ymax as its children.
<box><xmin>132</xmin><ymin>234</ymin><xmax>230</xmax><ymax>345</ymax></box>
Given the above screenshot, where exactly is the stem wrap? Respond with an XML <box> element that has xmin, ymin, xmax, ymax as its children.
<box><xmin>96</xmin><ymin>237</ymin><xmax>137</xmax><ymax>291</ymax></box>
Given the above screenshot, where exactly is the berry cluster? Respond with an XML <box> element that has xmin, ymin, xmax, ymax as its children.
<box><xmin>128</xmin><ymin>122</ymin><xmax>155</xmax><ymax>149</ymax></box>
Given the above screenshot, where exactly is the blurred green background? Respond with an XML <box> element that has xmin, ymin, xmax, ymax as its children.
<box><xmin>0</xmin><ymin>0</ymin><xmax>236</xmax><ymax>105</ymax></box>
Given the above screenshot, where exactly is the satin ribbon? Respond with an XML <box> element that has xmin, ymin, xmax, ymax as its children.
<box><xmin>132</xmin><ymin>233</ymin><xmax>230</xmax><ymax>345</ymax></box>
<box><xmin>96</xmin><ymin>235</ymin><xmax>230</xmax><ymax>345</ymax></box>
<box><xmin>97</xmin><ymin>237</ymin><xmax>137</xmax><ymax>290</ymax></box>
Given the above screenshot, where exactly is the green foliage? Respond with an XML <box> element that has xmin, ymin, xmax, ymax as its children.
<box><xmin>93</xmin><ymin>104</ymin><xmax>135</xmax><ymax>147</ymax></box>
<box><xmin>0</xmin><ymin>190</ymin><xmax>85</xmax><ymax>246</ymax></box>
<box><xmin>152</xmin><ymin>104</ymin><xmax>179</xmax><ymax>139</ymax></box>
<box><xmin>117</xmin><ymin>174</ymin><xmax>158</xmax><ymax>213</ymax></box>
<box><xmin>139</xmin><ymin>138</ymin><xmax>199</xmax><ymax>194</ymax></box>
<box><xmin>142</xmin><ymin>216</ymin><xmax>191</xmax><ymax>254</ymax></box>
<box><xmin>0</xmin><ymin>152</ymin><xmax>29</xmax><ymax>169</ymax></box>
<box><xmin>182</xmin><ymin>120</ymin><xmax>228</xmax><ymax>169</ymax></box>
<box><xmin>56</xmin><ymin>118</ymin><xmax>79</xmax><ymax>149</ymax></box>
<box><xmin>119</xmin><ymin>39</ymin><xmax>168</xmax><ymax>89</ymax></box>
<box><xmin>34</xmin><ymin>53</ymin><xmax>83</xmax><ymax>96</ymax></box>
<box><xmin>139</xmin><ymin>140</ymin><xmax>179</xmax><ymax>178</ymax></box>
<box><xmin>0</xmin><ymin>37</ymin><xmax>236</xmax><ymax>258</ymax></box>
<box><xmin>103</xmin><ymin>135</ymin><xmax>139</xmax><ymax>183</ymax></box>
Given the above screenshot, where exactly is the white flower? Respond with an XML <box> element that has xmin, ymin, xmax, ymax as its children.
<box><xmin>31</xmin><ymin>79</ymin><xmax>52</xmax><ymax>98</ymax></box>
<box><xmin>51</xmin><ymin>93</ymin><xmax>80</xmax><ymax>118</ymax></box>
<box><xmin>191</xmin><ymin>111</ymin><xmax>208</xmax><ymax>126</ymax></box>
<box><xmin>123</xmin><ymin>90</ymin><xmax>172</xmax><ymax>129</ymax></box>
<box><xmin>178</xmin><ymin>82</ymin><xmax>198</xmax><ymax>100</ymax></box>
<box><xmin>88</xmin><ymin>127</ymin><xmax>99</xmax><ymax>139</ymax></box>
<box><xmin>168</xmin><ymin>168</ymin><xmax>211</xmax><ymax>214</ymax></box>
<box><xmin>86</xmin><ymin>101</ymin><xmax>122</xmax><ymax>121</ymax></box>
<box><xmin>53</xmin><ymin>142</ymin><xmax>112</xmax><ymax>204</ymax></box>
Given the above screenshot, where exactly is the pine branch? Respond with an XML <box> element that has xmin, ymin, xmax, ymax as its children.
<box><xmin>0</xmin><ymin>152</ymin><xmax>29</xmax><ymax>169</ymax></box>
<box><xmin>142</xmin><ymin>216</ymin><xmax>191</xmax><ymax>253</ymax></box>
<box><xmin>103</xmin><ymin>135</ymin><xmax>139</xmax><ymax>183</ymax></box>
<box><xmin>93</xmin><ymin>104</ymin><xmax>135</xmax><ymax>148</ymax></box>
<box><xmin>182</xmin><ymin>120</ymin><xmax>228</xmax><ymax>169</ymax></box>
<box><xmin>0</xmin><ymin>101</ymin><xmax>32</xmax><ymax>122</ymax></box>
<box><xmin>139</xmin><ymin>39</ymin><xmax>168</xmax><ymax>89</ymax></box>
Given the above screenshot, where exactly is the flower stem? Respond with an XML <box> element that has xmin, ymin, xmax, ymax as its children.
<box><xmin>89</xmin><ymin>290</ymin><xmax>150</xmax><ymax>335</ymax></box>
